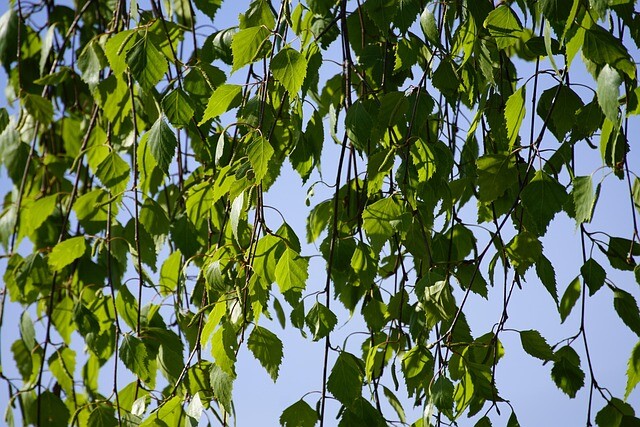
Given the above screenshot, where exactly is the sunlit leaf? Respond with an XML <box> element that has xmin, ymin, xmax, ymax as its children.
<box><xmin>119</xmin><ymin>334</ymin><xmax>153</xmax><ymax>385</ymax></box>
<box><xmin>305</xmin><ymin>302</ymin><xmax>337</xmax><ymax>341</ymax></box>
<box><xmin>247</xmin><ymin>135</ymin><xmax>274</xmax><ymax>182</ymax></box>
<box><xmin>247</xmin><ymin>325</ymin><xmax>283</xmax><ymax>382</ymax></box>
<box><xmin>49</xmin><ymin>237</ymin><xmax>87</xmax><ymax>271</ymax></box>
<box><xmin>231</xmin><ymin>26</ymin><xmax>270</xmax><ymax>71</ymax></box>
<box><xmin>142</xmin><ymin>115</ymin><xmax>177</xmax><ymax>175</ymax></box>
<box><xmin>271</xmin><ymin>47</ymin><xmax>307</xmax><ymax>95</ymax></box>
<box><xmin>484</xmin><ymin>6</ymin><xmax>523</xmax><ymax>50</ymax></box>
<box><xmin>597</xmin><ymin>65</ymin><xmax>622</xmax><ymax>122</ymax></box>
<box><xmin>275</xmin><ymin>248</ymin><xmax>308</xmax><ymax>295</ymax></box>
<box><xmin>505</xmin><ymin>86</ymin><xmax>526</xmax><ymax>148</ymax></box>
<box><xmin>626</xmin><ymin>341</ymin><xmax>640</xmax><ymax>400</ymax></box>
<box><xmin>571</xmin><ymin>176</ymin><xmax>599</xmax><ymax>225</ymax></box>
<box><xmin>199</xmin><ymin>84</ymin><xmax>243</xmax><ymax>124</ymax></box>
<box><xmin>126</xmin><ymin>35</ymin><xmax>168</xmax><ymax>89</ymax></box>
<box><xmin>162</xmin><ymin>88</ymin><xmax>195</xmax><ymax>128</ymax></box>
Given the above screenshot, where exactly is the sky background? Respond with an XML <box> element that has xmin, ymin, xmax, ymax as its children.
<box><xmin>1</xmin><ymin>0</ymin><xmax>640</xmax><ymax>426</ymax></box>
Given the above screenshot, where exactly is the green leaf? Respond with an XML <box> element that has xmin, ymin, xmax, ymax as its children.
<box><xmin>210</xmin><ymin>364</ymin><xmax>235</xmax><ymax>413</ymax></box>
<box><xmin>193</xmin><ymin>0</ymin><xmax>223</xmax><ymax>20</ymax></box>
<box><xmin>49</xmin><ymin>237</ymin><xmax>87</xmax><ymax>271</ymax></box>
<box><xmin>327</xmin><ymin>352</ymin><xmax>363</xmax><ymax>405</ymax></box>
<box><xmin>520</xmin><ymin>330</ymin><xmax>554</xmax><ymax>361</ymax></box>
<box><xmin>626</xmin><ymin>341</ymin><xmax>640</xmax><ymax>400</ymax></box>
<box><xmin>119</xmin><ymin>334</ymin><xmax>153</xmax><ymax>385</ymax></box>
<box><xmin>520</xmin><ymin>171</ymin><xmax>567</xmax><ymax>235</ymax></box>
<box><xmin>94</xmin><ymin>74</ymin><xmax>132</xmax><ymax>131</ymax></box>
<box><xmin>204</xmin><ymin>259</ymin><xmax>225</xmax><ymax>291</ymax></box>
<box><xmin>345</xmin><ymin>99</ymin><xmax>375</xmax><ymax>150</ymax></box>
<box><xmin>247</xmin><ymin>326</ymin><xmax>283</xmax><ymax>382</ymax></box>
<box><xmin>153</xmin><ymin>328</ymin><xmax>184</xmax><ymax>384</ymax></box>
<box><xmin>484</xmin><ymin>6</ymin><xmax>523</xmax><ymax>50</ymax></box>
<box><xmin>572</xmin><ymin>175</ymin><xmax>599</xmax><ymax>225</ymax></box>
<box><xmin>199</xmin><ymin>84</ymin><xmax>243</xmax><ymax>124</ymax></box>
<box><xmin>159</xmin><ymin>250</ymin><xmax>182</xmax><ymax>295</ymax></box>
<box><xmin>581</xmin><ymin>258</ymin><xmax>606</xmax><ymax>296</ymax></box>
<box><xmin>597</xmin><ymin>65</ymin><xmax>622</xmax><ymax>122</ymax></box>
<box><xmin>507</xmin><ymin>410</ymin><xmax>521</xmax><ymax>427</ymax></box>
<box><xmin>595</xmin><ymin>397</ymin><xmax>635</xmax><ymax>427</ymax></box>
<box><xmin>614</xmin><ymin>289</ymin><xmax>640</xmax><ymax>336</ymax></box>
<box><xmin>351</xmin><ymin>242</ymin><xmax>378</xmax><ymax>288</ymax></box>
<box><xmin>505</xmin><ymin>86</ymin><xmax>526</xmax><ymax>148</ymax></box>
<box><xmin>455</xmin><ymin>263</ymin><xmax>489</xmax><ymax>299</ymax></box>
<box><xmin>20</xmin><ymin>310</ymin><xmax>36</xmax><ymax>350</ymax></box>
<box><xmin>247</xmin><ymin>135</ymin><xmax>274</xmax><ymax>182</ymax></box>
<box><xmin>271</xmin><ymin>47</ymin><xmax>307</xmax><ymax>95</ymax></box>
<box><xmin>394</xmin><ymin>0</ymin><xmax>420</xmax><ymax>33</ymax></box>
<box><xmin>116</xmin><ymin>285</ymin><xmax>140</xmax><ymax>331</ymax></box>
<box><xmin>539</xmin><ymin>0</ymin><xmax>572</xmax><ymax>36</ymax></box>
<box><xmin>239</xmin><ymin>0</ymin><xmax>275</xmax><ymax>29</ymax></box>
<box><xmin>606</xmin><ymin>237</ymin><xmax>640</xmax><ymax>271</ymax></box>
<box><xmin>231</xmin><ymin>26</ymin><xmax>271</xmax><ymax>72</ymax></box>
<box><xmin>275</xmin><ymin>248</ymin><xmax>309</xmax><ymax>295</ymax></box>
<box><xmin>362</xmin><ymin>196</ymin><xmax>405</xmax><ymax>251</ymax></box>
<box><xmin>49</xmin><ymin>347</ymin><xmax>76</xmax><ymax>396</ymax></box>
<box><xmin>74</xmin><ymin>189</ymin><xmax>113</xmax><ymax>234</ymax></box>
<box><xmin>140</xmin><ymin>395</ymin><xmax>183</xmax><ymax>427</ymax></box>
<box><xmin>279</xmin><ymin>399</ymin><xmax>318</xmax><ymax>427</ymax></box>
<box><xmin>536</xmin><ymin>85</ymin><xmax>584</xmax><ymax>141</ymax></box>
<box><xmin>36</xmin><ymin>391</ymin><xmax>70</xmax><ymax>427</ymax></box>
<box><xmin>140</xmin><ymin>198</ymin><xmax>170</xmax><ymax>237</ymax></box>
<box><xmin>22</xmin><ymin>94</ymin><xmax>54</xmax><ymax>125</ymax></box>
<box><xmin>77</xmin><ymin>40</ymin><xmax>108</xmax><ymax>88</ymax></box>
<box><xmin>40</xmin><ymin>24</ymin><xmax>56</xmax><ymax>74</ymax></box>
<box><xmin>551</xmin><ymin>346</ymin><xmax>585</xmax><ymax>398</ymax></box>
<box><xmin>505</xmin><ymin>232</ymin><xmax>542</xmax><ymax>275</ymax></box>
<box><xmin>88</xmin><ymin>404</ymin><xmax>118</xmax><ymax>427</ymax></box>
<box><xmin>253</xmin><ymin>234</ymin><xmax>284</xmax><ymax>284</ymax></box>
<box><xmin>583</xmin><ymin>25</ymin><xmax>636</xmax><ymax>78</ymax></box>
<box><xmin>11</xmin><ymin>339</ymin><xmax>33</xmax><ymax>381</ymax></box>
<box><xmin>96</xmin><ymin>151</ymin><xmax>130</xmax><ymax>194</ymax></box>
<box><xmin>305</xmin><ymin>302</ymin><xmax>337</xmax><ymax>341</ymax></box>
<box><xmin>162</xmin><ymin>88</ymin><xmax>195</xmax><ymax>128</ymax></box>
<box><xmin>403</xmin><ymin>345</ymin><xmax>433</xmax><ymax>378</ymax></box>
<box><xmin>559</xmin><ymin>276</ymin><xmax>581</xmax><ymax>323</ymax></box>
<box><xmin>230</xmin><ymin>192</ymin><xmax>245</xmax><ymax>243</ymax></box>
<box><xmin>476</xmin><ymin>153</ymin><xmax>517</xmax><ymax>203</ymax></box>
<box><xmin>432</xmin><ymin>60</ymin><xmax>459</xmax><ymax>99</ymax></box>
<box><xmin>52</xmin><ymin>297</ymin><xmax>74</xmax><ymax>344</ymax></box>
<box><xmin>383</xmin><ymin>386</ymin><xmax>406</xmax><ymax>423</ymax></box>
<box><xmin>0</xmin><ymin>9</ymin><xmax>18</xmax><ymax>69</ymax></box>
<box><xmin>633</xmin><ymin>178</ymin><xmax>640</xmax><ymax>215</ymax></box>
<box><xmin>143</xmin><ymin>115</ymin><xmax>177</xmax><ymax>175</ymax></box>
<box><xmin>105</xmin><ymin>30</ymin><xmax>138</xmax><ymax>74</ymax></box>
<box><xmin>363</xmin><ymin>0</ymin><xmax>398</xmax><ymax>30</ymax></box>
<box><xmin>126</xmin><ymin>35</ymin><xmax>168</xmax><ymax>89</ymax></box>
<box><xmin>420</xmin><ymin>7</ymin><xmax>439</xmax><ymax>46</ymax></box>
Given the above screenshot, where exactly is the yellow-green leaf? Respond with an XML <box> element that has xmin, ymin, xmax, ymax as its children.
<box><xmin>271</xmin><ymin>47</ymin><xmax>307</xmax><ymax>95</ymax></box>
<box><xmin>49</xmin><ymin>237</ymin><xmax>87</xmax><ymax>271</ymax></box>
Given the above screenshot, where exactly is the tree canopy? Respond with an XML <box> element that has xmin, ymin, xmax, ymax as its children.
<box><xmin>1</xmin><ymin>0</ymin><xmax>640</xmax><ymax>426</ymax></box>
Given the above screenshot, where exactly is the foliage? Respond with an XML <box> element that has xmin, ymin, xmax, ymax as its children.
<box><xmin>0</xmin><ymin>0</ymin><xmax>640</xmax><ymax>426</ymax></box>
